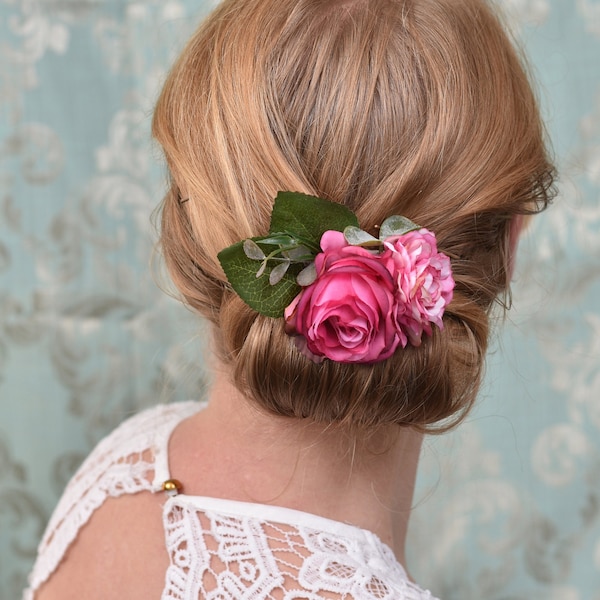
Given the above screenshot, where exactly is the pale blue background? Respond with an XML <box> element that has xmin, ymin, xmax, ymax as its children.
<box><xmin>1</xmin><ymin>1</ymin><xmax>599</xmax><ymax>599</ymax></box>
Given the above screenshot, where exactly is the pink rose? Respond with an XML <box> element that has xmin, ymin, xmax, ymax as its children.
<box><xmin>284</xmin><ymin>230</ymin><xmax>402</xmax><ymax>363</ymax></box>
<box><xmin>381</xmin><ymin>229</ymin><xmax>454</xmax><ymax>346</ymax></box>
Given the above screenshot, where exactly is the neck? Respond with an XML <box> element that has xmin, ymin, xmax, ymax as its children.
<box><xmin>170</xmin><ymin>366</ymin><xmax>423</xmax><ymax>566</ymax></box>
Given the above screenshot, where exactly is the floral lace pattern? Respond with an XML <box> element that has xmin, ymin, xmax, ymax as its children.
<box><xmin>24</xmin><ymin>403</ymin><xmax>437</xmax><ymax>600</ymax></box>
<box><xmin>163</xmin><ymin>497</ymin><xmax>434</xmax><ymax>600</ymax></box>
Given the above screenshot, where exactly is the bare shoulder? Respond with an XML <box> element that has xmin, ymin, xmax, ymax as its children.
<box><xmin>35</xmin><ymin>490</ymin><xmax>169</xmax><ymax>600</ymax></box>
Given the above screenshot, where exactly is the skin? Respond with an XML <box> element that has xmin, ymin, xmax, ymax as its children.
<box><xmin>35</xmin><ymin>362</ymin><xmax>423</xmax><ymax>600</ymax></box>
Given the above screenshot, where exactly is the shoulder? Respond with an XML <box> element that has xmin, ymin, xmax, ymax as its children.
<box><xmin>33</xmin><ymin>491</ymin><xmax>168</xmax><ymax>600</ymax></box>
<box><xmin>25</xmin><ymin>401</ymin><xmax>202</xmax><ymax>600</ymax></box>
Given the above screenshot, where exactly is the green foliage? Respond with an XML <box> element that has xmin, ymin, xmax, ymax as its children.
<box><xmin>218</xmin><ymin>192</ymin><xmax>358</xmax><ymax>317</ymax></box>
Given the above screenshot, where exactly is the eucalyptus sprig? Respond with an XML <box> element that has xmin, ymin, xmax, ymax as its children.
<box><xmin>217</xmin><ymin>191</ymin><xmax>421</xmax><ymax>318</ymax></box>
<box><xmin>242</xmin><ymin>238</ymin><xmax>314</xmax><ymax>285</ymax></box>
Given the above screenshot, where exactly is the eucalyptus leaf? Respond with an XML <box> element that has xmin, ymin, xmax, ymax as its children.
<box><xmin>283</xmin><ymin>245</ymin><xmax>313</xmax><ymax>261</ymax></box>
<box><xmin>343</xmin><ymin>226</ymin><xmax>381</xmax><ymax>247</ymax></box>
<box><xmin>296</xmin><ymin>262</ymin><xmax>317</xmax><ymax>287</ymax></box>
<box><xmin>379</xmin><ymin>215</ymin><xmax>420</xmax><ymax>240</ymax></box>
<box><xmin>243</xmin><ymin>239</ymin><xmax>266</xmax><ymax>260</ymax></box>
<box><xmin>256</xmin><ymin>261</ymin><xmax>267</xmax><ymax>279</ymax></box>
<box><xmin>269</xmin><ymin>260</ymin><xmax>291</xmax><ymax>285</ymax></box>
<box><xmin>270</xmin><ymin>192</ymin><xmax>359</xmax><ymax>250</ymax></box>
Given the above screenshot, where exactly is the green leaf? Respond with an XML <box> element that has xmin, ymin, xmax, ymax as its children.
<box><xmin>257</xmin><ymin>234</ymin><xmax>296</xmax><ymax>246</ymax></box>
<box><xmin>343</xmin><ymin>226</ymin><xmax>381</xmax><ymax>247</ymax></box>
<box><xmin>218</xmin><ymin>241</ymin><xmax>302</xmax><ymax>317</ymax></box>
<box><xmin>270</xmin><ymin>192</ymin><xmax>359</xmax><ymax>249</ymax></box>
<box><xmin>379</xmin><ymin>215</ymin><xmax>420</xmax><ymax>240</ymax></box>
<box><xmin>218</xmin><ymin>192</ymin><xmax>361</xmax><ymax>318</ymax></box>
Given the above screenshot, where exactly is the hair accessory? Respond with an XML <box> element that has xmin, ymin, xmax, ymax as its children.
<box><xmin>218</xmin><ymin>192</ymin><xmax>454</xmax><ymax>364</ymax></box>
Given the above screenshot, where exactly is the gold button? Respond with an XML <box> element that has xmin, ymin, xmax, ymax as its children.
<box><xmin>162</xmin><ymin>479</ymin><xmax>183</xmax><ymax>495</ymax></box>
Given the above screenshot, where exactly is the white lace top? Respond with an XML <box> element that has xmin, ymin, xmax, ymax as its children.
<box><xmin>24</xmin><ymin>402</ymin><xmax>438</xmax><ymax>600</ymax></box>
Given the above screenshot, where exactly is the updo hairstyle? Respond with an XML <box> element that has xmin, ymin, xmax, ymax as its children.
<box><xmin>152</xmin><ymin>0</ymin><xmax>555</xmax><ymax>432</ymax></box>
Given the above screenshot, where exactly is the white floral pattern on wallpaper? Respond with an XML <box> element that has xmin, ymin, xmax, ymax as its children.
<box><xmin>0</xmin><ymin>1</ymin><xmax>599</xmax><ymax>599</ymax></box>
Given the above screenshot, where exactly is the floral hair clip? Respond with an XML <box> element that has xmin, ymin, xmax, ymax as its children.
<box><xmin>218</xmin><ymin>192</ymin><xmax>454</xmax><ymax>364</ymax></box>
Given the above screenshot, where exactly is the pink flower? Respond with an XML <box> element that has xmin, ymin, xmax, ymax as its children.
<box><xmin>381</xmin><ymin>229</ymin><xmax>454</xmax><ymax>346</ymax></box>
<box><xmin>284</xmin><ymin>231</ymin><xmax>402</xmax><ymax>363</ymax></box>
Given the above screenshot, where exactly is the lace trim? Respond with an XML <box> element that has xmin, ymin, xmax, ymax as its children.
<box><xmin>162</xmin><ymin>496</ymin><xmax>435</xmax><ymax>600</ymax></box>
<box><xmin>24</xmin><ymin>401</ymin><xmax>201</xmax><ymax>597</ymax></box>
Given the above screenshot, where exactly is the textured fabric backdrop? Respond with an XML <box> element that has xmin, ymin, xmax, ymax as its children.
<box><xmin>0</xmin><ymin>1</ymin><xmax>598</xmax><ymax>599</ymax></box>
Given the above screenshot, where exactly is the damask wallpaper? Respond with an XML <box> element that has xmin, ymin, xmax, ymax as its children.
<box><xmin>0</xmin><ymin>1</ymin><xmax>598</xmax><ymax>599</ymax></box>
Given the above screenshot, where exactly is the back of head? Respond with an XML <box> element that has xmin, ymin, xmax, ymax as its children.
<box><xmin>153</xmin><ymin>0</ymin><xmax>555</xmax><ymax>431</ymax></box>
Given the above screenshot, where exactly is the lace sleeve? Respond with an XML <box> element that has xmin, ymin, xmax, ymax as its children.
<box><xmin>23</xmin><ymin>401</ymin><xmax>200</xmax><ymax>599</ymax></box>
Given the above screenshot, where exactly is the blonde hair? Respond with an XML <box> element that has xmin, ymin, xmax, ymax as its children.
<box><xmin>153</xmin><ymin>0</ymin><xmax>555</xmax><ymax>432</ymax></box>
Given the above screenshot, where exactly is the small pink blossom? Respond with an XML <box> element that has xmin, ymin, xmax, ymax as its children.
<box><xmin>381</xmin><ymin>229</ymin><xmax>454</xmax><ymax>346</ymax></box>
<box><xmin>284</xmin><ymin>231</ymin><xmax>402</xmax><ymax>363</ymax></box>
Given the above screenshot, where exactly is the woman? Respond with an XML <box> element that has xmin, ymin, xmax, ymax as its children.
<box><xmin>25</xmin><ymin>0</ymin><xmax>555</xmax><ymax>598</ymax></box>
